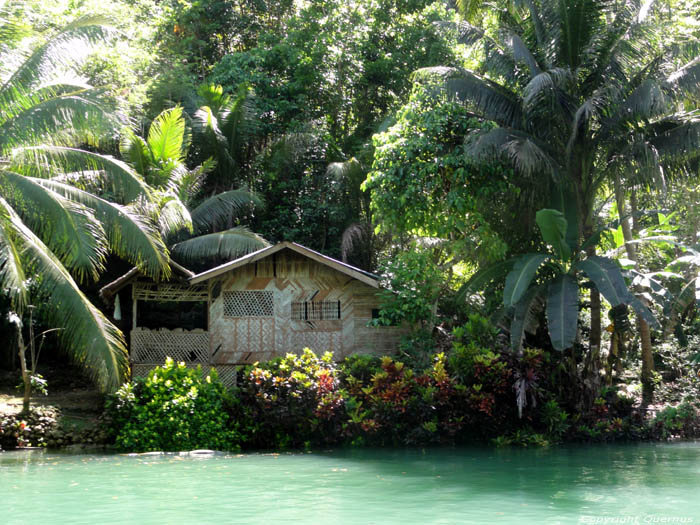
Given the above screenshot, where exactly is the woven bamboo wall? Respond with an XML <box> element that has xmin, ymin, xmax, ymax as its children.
<box><xmin>208</xmin><ymin>250</ymin><xmax>409</xmax><ymax>363</ymax></box>
<box><xmin>131</xmin><ymin>328</ymin><xmax>209</xmax><ymax>364</ymax></box>
<box><xmin>132</xmin><ymin>363</ymin><xmax>238</xmax><ymax>389</ymax></box>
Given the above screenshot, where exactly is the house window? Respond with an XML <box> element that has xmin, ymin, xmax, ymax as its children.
<box><xmin>291</xmin><ymin>300</ymin><xmax>341</xmax><ymax>321</ymax></box>
<box><xmin>223</xmin><ymin>291</ymin><xmax>273</xmax><ymax>317</ymax></box>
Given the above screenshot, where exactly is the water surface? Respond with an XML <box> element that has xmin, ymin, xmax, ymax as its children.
<box><xmin>1</xmin><ymin>443</ymin><xmax>699</xmax><ymax>524</ymax></box>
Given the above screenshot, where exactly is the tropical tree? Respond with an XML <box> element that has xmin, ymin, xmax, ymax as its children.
<box><xmin>193</xmin><ymin>83</ymin><xmax>256</xmax><ymax>191</ymax></box>
<box><xmin>469</xmin><ymin>209</ymin><xmax>656</xmax><ymax>354</ymax></box>
<box><xmin>0</xmin><ymin>11</ymin><xmax>170</xmax><ymax>406</ymax></box>
<box><xmin>421</xmin><ymin>0</ymin><xmax>700</xmax><ymax>400</ymax></box>
<box><xmin>119</xmin><ymin>105</ymin><xmax>268</xmax><ymax>269</ymax></box>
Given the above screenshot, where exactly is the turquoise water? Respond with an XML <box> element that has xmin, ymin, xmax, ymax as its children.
<box><xmin>1</xmin><ymin>443</ymin><xmax>699</xmax><ymax>524</ymax></box>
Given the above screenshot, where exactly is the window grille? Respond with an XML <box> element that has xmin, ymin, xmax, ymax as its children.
<box><xmin>223</xmin><ymin>291</ymin><xmax>273</xmax><ymax>317</ymax></box>
<box><xmin>291</xmin><ymin>300</ymin><xmax>341</xmax><ymax>320</ymax></box>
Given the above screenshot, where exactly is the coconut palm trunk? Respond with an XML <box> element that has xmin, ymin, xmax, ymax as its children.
<box><xmin>614</xmin><ymin>175</ymin><xmax>655</xmax><ymax>404</ymax></box>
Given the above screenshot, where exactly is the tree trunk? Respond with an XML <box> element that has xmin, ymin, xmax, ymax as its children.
<box><xmin>606</xmin><ymin>331</ymin><xmax>617</xmax><ymax>387</ymax></box>
<box><xmin>614</xmin><ymin>176</ymin><xmax>654</xmax><ymax>404</ymax></box>
<box><xmin>583</xmin><ymin>223</ymin><xmax>602</xmax><ymax>358</ymax></box>
<box><xmin>17</xmin><ymin>324</ymin><xmax>31</xmax><ymax>414</ymax></box>
<box><xmin>639</xmin><ymin>316</ymin><xmax>655</xmax><ymax>405</ymax></box>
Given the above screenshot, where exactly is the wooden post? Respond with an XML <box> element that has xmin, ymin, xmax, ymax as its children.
<box><xmin>132</xmin><ymin>285</ymin><xmax>137</xmax><ymax>335</ymax></box>
<box><xmin>207</xmin><ymin>281</ymin><xmax>212</xmax><ymax>365</ymax></box>
<box><xmin>131</xmin><ymin>285</ymin><xmax>138</xmax><ymax>369</ymax></box>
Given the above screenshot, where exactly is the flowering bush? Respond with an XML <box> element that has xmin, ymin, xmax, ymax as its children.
<box><xmin>341</xmin><ymin>353</ymin><xmax>468</xmax><ymax>446</ymax></box>
<box><xmin>234</xmin><ymin>349</ymin><xmax>345</xmax><ymax>449</ymax></box>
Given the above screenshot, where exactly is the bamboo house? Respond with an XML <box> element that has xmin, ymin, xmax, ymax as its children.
<box><xmin>100</xmin><ymin>242</ymin><xmax>408</xmax><ymax>386</ymax></box>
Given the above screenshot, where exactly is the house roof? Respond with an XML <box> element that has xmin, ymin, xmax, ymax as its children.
<box><xmin>99</xmin><ymin>259</ymin><xmax>195</xmax><ymax>302</ymax></box>
<box><xmin>189</xmin><ymin>242</ymin><xmax>380</xmax><ymax>288</ymax></box>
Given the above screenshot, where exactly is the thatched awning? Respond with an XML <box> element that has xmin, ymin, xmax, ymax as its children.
<box><xmin>99</xmin><ymin>260</ymin><xmax>195</xmax><ymax>303</ymax></box>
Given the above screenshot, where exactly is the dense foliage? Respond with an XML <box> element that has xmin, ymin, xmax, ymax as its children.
<box><xmin>106</xmin><ymin>358</ymin><xmax>241</xmax><ymax>452</ymax></box>
<box><xmin>2</xmin><ymin>0</ymin><xmax>700</xmax><ymax>439</ymax></box>
<box><xmin>102</xmin><ymin>346</ymin><xmax>700</xmax><ymax>452</ymax></box>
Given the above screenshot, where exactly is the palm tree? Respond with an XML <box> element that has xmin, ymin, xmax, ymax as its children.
<box><xmin>119</xmin><ymin>105</ymin><xmax>268</xmax><ymax>269</ymax></box>
<box><xmin>422</xmin><ymin>0</ymin><xmax>700</xmax><ymax>400</ymax></box>
<box><xmin>0</xmin><ymin>11</ymin><xmax>170</xmax><ymax>405</ymax></box>
<box><xmin>193</xmin><ymin>83</ymin><xmax>256</xmax><ymax>191</ymax></box>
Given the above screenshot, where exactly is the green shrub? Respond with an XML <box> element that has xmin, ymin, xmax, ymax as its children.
<box><xmin>106</xmin><ymin>358</ymin><xmax>242</xmax><ymax>452</ymax></box>
<box><xmin>540</xmin><ymin>400</ymin><xmax>570</xmax><ymax>441</ymax></box>
<box><xmin>652</xmin><ymin>401</ymin><xmax>700</xmax><ymax>439</ymax></box>
<box><xmin>342</xmin><ymin>353</ymin><xmax>469</xmax><ymax>446</ymax></box>
<box><xmin>236</xmin><ymin>349</ymin><xmax>345</xmax><ymax>449</ymax></box>
<box><xmin>339</xmin><ymin>354</ymin><xmax>383</xmax><ymax>383</ymax></box>
<box><xmin>452</xmin><ymin>313</ymin><xmax>499</xmax><ymax>348</ymax></box>
<box><xmin>396</xmin><ymin>329</ymin><xmax>435</xmax><ymax>371</ymax></box>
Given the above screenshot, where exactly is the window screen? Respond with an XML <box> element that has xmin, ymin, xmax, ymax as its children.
<box><xmin>223</xmin><ymin>291</ymin><xmax>273</xmax><ymax>317</ymax></box>
<box><xmin>291</xmin><ymin>300</ymin><xmax>341</xmax><ymax>320</ymax></box>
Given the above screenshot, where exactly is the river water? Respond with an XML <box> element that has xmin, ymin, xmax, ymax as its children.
<box><xmin>1</xmin><ymin>443</ymin><xmax>698</xmax><ymax>524</ymax></box>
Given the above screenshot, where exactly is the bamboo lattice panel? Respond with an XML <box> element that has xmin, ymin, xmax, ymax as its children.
<box><xmin>131</xmin><ymin>329</ymin><xmax>209</xmax><ymax>363</ymax></box>
<box><xmin>132</xmin><ymin>363</ymin><xmax>238</xmax><ymax>389</ymax></box>
<box><xmin>223</xmin><ymin>291</ymin><xmax>273</xmax><ymax>317</ymax></box>
<box><xmin>290</xmin><ymin>330</ymin><xmax>342</xmax><ymax>355</ymax></box>
<box><xmin>133</xmin><ymin>282</ymin><xmax>208</xmax><ymax>302</ymax></box>
<box><xmin>291</xmin><ymin>300</ymin><xmax>340</xmax><ymax>320</ymax></box>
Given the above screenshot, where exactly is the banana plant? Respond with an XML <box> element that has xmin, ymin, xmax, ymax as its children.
<box><xmin>463</xmin><ymin>209</ymin><xmax>657</xmax><ymax>353</ymax></box>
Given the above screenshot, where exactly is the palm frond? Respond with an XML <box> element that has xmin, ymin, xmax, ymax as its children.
<box><xmin>612</xmin><ymin>79</ymin><xmax>669</xmax><ymax>126</ymax></box>
<box><xmin>194</xmin><ymin>105</ymin><xmax>236</xmax><ymax>172</ymax></box>
<box><xmin>510</xmin><ymin>284</ymin><xmax>545</xmax><ymax>353</ymax></box>
<box><xmin>566</xmin><ymin>98</ymin><xmax>597</xmax><ymax>157</ymax></box>
<box><xmin>341</xmin><ymin>222</ymin><xmax>372</xmax><ymax>267</ymax></box>
<box><xmin>0</xmin><ymin>197</ymin><xmax>27</xmax><ymax>305</ymax></box>
<box><xmin>521</xmin><ymin>0</ymin><xmax>551</xmax><ymax>64</ymax></box>
<box><xmin>415</xmin><ymin>67</ymin><xmax>523</xmax><ymax>128</ymax></box>
<box><xmin>11</xmin><ymin>146</ymin><xmax>152</xmax><ymax>203</ymax></box>
<box><xmin>605</xmin><ymin>138</ymin><xmax>664</xmax><ymax>190</ymax></box>
<box><xmin>556</xmin><ymin>0</ymin><xmax>602</xmax><ymax>70</ymax></box>
<box><xmin>326</xmin><ymin>157</ymin><xmax>367</xmax><ymax>196</ymax></box>
<box><xmin>455</xmin><ymin>0</ymin><xmax>486</xmax><ymax>23</ymax></box>
<box><xmin>0</xmin><ymin>8</ymin><xmax>31</xmax><ymax>52</ymax></box>
<box><xmin>170</xmin><ymin>226</ymin><xmax>269</xmax><ymax>266</ymax></box>
<box><xmin>506</xmin><ymin>32</ymin><xmax>541</xmax><ymax>77</ymax></box>
<box><xmin>0</xmin><ymin>15</ymin><xmax>115</xmax><ymax>108</ymax></box>
<box><xmin>30</xmin><ymin>179</ymin><xmax>170</xmax><ymax>280</ymax></box>
<box><xmin>190</xmin><ymin>188</ymin><xmax>263</xmax><ymax>233</ymax></box>
<box><xmin>466</xmin><ymin>127</ymin><xmax>561</xmax><ymax>180</ymax></box>
<box><xmin>0</xmin><ymin>89</ymin><xmax>118</xmax><ymax>152</ymax></box>
<box><xmin>482</xmin><ymin>38</ymin><xmax>527</xmax><ymax>86</ymax></box>
<box><xmin>0</xmin><ymin>197</ymin><xmax>127</xmax><ymax>391</ymax></box>
<box><xmin>147</xmin><ymin>106</ymin><xmax>188</xmax><ymax>164</ymax></box>
<box><xmin>453</xmin><ymin>21</ymin><xmax>485</xmax><ymax>46</ymax></box>
<box><xmin>220</xmin><ymin>84</ymin><xmax>253</xmax><ymax>156</ymax></box>
<box><xmin>663</xmin><ymin>277</ymin><xmax>698</xmax><ymax>339</ymax></box>
<box><xmin>579</xmin><ymin>0</ymin><xmax>640</xmax><ymax>95</ymax></box>
<box><xmin>666</xmin><ymin>56</ymin><xmax>700</xmax><ymax>97</ymax></box>
<box><xmin>649</xmin><ymin>118</ymin><xmax>700</xmax><ymax>165</ymax></box>
<box><xmin>196</xmin><ymin>83</ymin><xmax>231</xmax><ymax>115</ymax></box>
<box><xmin>158</xmin><ymin>194</ymin><xmax>193</xmax><ymax>240</ymax></box>
<box><xmin>1</xmin><ymin>171</ymin><xmax>107</xmax><ymax>282</ymax></box>
<box><xmin>119</xmin><ymin>128</ymin><xmax>152</xmax><ymax>178</ymax></box>
<box><xmin>168</xmin><ymin>158</ymin><xmax>215</xmax><ymax>205</ymax></box>
<box><xmin>0</xmin><ymin>81</ymin><xmax>93</xmax><ymax>125</ymax></box>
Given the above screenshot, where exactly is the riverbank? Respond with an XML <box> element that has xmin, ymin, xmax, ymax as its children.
<box><xmin>2</xmin><ymin>352</ymin><xmax>699</xmax><ymax>453</ymax></box>
<box><xmin>0</xmin><ymin>365</ymin><xmax>107</xmax><ymax>450</ymax></box>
